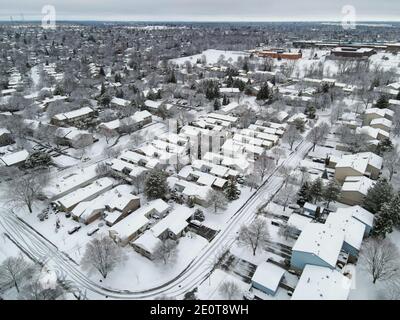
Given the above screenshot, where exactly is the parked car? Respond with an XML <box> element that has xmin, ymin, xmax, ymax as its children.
<box><xmin>87</xmin><ymin>227</ymin><xmax>99</xmax><ymax>236</ymax></box>
<box><xmin>68</xmin><ymin>226</ymin><xmax>81</xmax><ymax>235</ymax></box>
<box><xmin>65</xmin><ymin>212</ymin><xmax>71</xmax><ymax>218</ymax></box>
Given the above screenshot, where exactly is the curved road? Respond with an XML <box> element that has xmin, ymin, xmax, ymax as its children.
<box><xmin>0</xmin><ymin>140</ymin><xmax>312</xmax><ymax>299</ymax></box>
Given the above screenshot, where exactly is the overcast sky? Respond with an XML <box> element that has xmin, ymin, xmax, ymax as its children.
<box><xmin>1</xmin><ymin>0</ymin><xmax>399</xmax><ymax>21</ymax></box>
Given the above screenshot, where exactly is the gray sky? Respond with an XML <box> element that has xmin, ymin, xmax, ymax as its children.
<box><xmin>1</xmin><ymin>0</ymin><xmax>400</xmax><ymax>21</ymax></box>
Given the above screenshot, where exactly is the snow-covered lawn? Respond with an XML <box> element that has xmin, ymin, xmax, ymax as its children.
<box><xmin>88</xmin><ymin>232</ymin><xmax>208</xmax><ymax>292</ymax></box>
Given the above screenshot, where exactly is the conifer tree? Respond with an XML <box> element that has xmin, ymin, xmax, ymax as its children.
<box><xmin>144</xmin><ymin>170</ymin><xmax>168</xmax><ymax>200</ymax></box>
<box><xmin>363</xmin><ymin>178</ymin><xmax>393</xmax><ymax>214</ymax></box>
<box><xmin>224</xmin><ymin>178</ymin><xmax>239</xmax><ymax>201</ymax></box>
<box><xmin>323</xmin><ymin>179</ymin><xmax>341</xmax><ymax>208</ymax></box>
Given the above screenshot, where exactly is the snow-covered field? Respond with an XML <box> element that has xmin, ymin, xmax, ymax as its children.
<box><xmin>170</xmin><ymin>49</ymin><xmax>249</xmax><ymax>66</ymax></box>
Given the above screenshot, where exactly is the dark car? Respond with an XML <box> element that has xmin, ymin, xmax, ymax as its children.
<box><xmin>68</xmin><ymin>226</ymin><xmax>81</xmax><ymax>235</ymax></box>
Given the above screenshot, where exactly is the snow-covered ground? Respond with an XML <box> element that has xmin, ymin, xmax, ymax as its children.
<box><xmin>170</xmin><ymin>49</ymin><xmax>249</xmax><ymax>66</ymax></box>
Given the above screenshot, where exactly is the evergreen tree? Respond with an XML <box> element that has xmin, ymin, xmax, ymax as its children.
<box><xmin>396</xmin><ymin>90</ymin><xmax>400</xmax><ymax>101</ymax></box>
<box><xmin>297</xmin><ymin>182</ymin><xmax>313</xmax><ymax>205</ymax></box>
<box><xmin>381</xmin><ymin>193</ymin><xmax>400</xmax><ymax>228</ymax></box>
<box><xmin>310</xmin><ymin>178</ymin><xmax>323</xmax><ymax>204</ymax></box>
<box><xmin>376</xmin><ymin>138</ymin><xmax>393</xmax><ymax>156</ymax></box>
<box><xmin>167</xmin><ymin>70</ymin><xmax>176</xmax><ymax>83</ymax></box>
<box><xmin>373</xmin><ymin>203</ymin><xmax>395</xmax><ymax>238</ymax></box>
<box><xmin>323</xmin><ymin>179</ymin><xmax>341</xmax><ymax>208</ymax></box>
<box><xmin>256</xmin><ymin>83</ymin><xmax>270</xmax><ymax>100</ymax></box>
<box><xmin>99</xmin><ymin>66</ymin><xmax>106</xmax><ymax>77</ymax></box>
<box><xmin>144</xmin><ymin>170</ymin><xmax>168</xmax><ymax>200</ymax></box>
<box><xmin>363</xmin><ymin>178</ymin><xmax>394</xmax><ymax>214</ymax></box>
<box><xmin>222</xmin><ymin>95</ymin><xmax>230</xmax><ymax>106</ymax></box>
<box><xmin>375</xmin><ymin>95</ymin><xmax>389</xmax><ymax>109</ymax></box>
<box><xmin>226</xmin><ymin>75</ymin><xmax>234</xmax><ymax>87</ymax></box>
<box><xmin>213</xmin><ymin>99</ymin><xmax>221</xmax><ymax>111</ymax></box>
<box><xmin>305</xmin><ymin>105</ymin><xmax>316</xmax><ymax>119</ymax></box>
<box><xmin>100</xmin><ymin>82</ymin><xmax>106</xmax><ymax>96</ymax></box>
<box><xmin>224</xmin><ymin>178</ymin><xmax>239</xmax><ymax>201</ymax></box>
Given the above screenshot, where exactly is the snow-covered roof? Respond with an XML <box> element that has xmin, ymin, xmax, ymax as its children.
<box><xmin>292</xmin><ymin>223</ymin><xmax>344</xmax><ymax>268</ymax></box>
<box><xmin>0</xmin><ymin>149</ymin><xmax>29</xmax><ymax>166</ymax></box>
<box><xmin>168</xmin><ymin>177</ymin><xmax>211</xmax><ymax>201</ymax></box>
<box><xmin>52</xmin><ymin>106</ymin><xmax>94</xmax><ymax>121</ymax></box>
<box><xmin>150</xmin><ymin>206</ymin><xmax>193</xmax><ymax>237</ymax></box>
<box><xmin>291</xmin><ymin>265</ymin><xmax>351</xmax><ymax>300</ymax></box>
<box><xmin>335</xmin><ymin>206</ymin><xmax>374</xmax><ymax>229</ymax></box>
<box><xmin>111</xmin><ymin>97</ymin><xmax>130</xmax><ymax>107</ymax></box>
<box><xmin>144</xmin><ymin>100</ymin><xmax>162</xmax><ymax>109</ymax></box>
<box><xmin>109</xmin><ymin>212</ymin><xmax>149</xmax><ymax>241</ymax></box>
<box><xmin>207</xmin><ymin>112</ymin><xmax>238</xmax><ymax>123</ymax></box>
<box><xmin>370</xmin><ymin>117</ymin><xmax>392</xmax><ymax>130</ymax></box>
<box><xmin>288</xmin><ymin>214</ymin><xmax>312</xmax><ymax>231</ymax></box>
<box><xmin>251</xmin><ymin>262</ymin><xmax>285</xmax><ymax>293</ymax></box>
<box><xmin>132</xmin><ymin>230</ymin><xmax>162</xmax><ymax>254</ymax></box>
<box><xmin>56</xmin><ymin>177</ymin><xmax>114</xmax><ymax>210</ymax></box>
<box><xmin>325</xmin><ymin>211</ymin><xmax>365</xmax><ymax>250</ymax></box>
<box><xmin>341</xmin><ymin>176</ymin><xmax>375</xmax><ymax>196</ymax></box>
<box><xmin>335</xmin><ymin>152</ymin><xmax>382</xmax><ymax>173</ymax></box>
<box><xmin>365</xmin><ymin>107</ymin><xmax>394</xmax><ymax>118</ymax></box>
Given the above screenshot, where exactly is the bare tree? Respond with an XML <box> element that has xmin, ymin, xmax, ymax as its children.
<box><xmin>0</xmin><ymin>255</ymin><xmax>37</xmax><ymax>293</ymax></box>
<box><xmin>278</xmin><ymin>165</ymin><xmax>293</xmax><ymax>187</ymax></box>
<box><xmin>19</xmin><ymin>274</ymin><xmax>65</xmax><ymax>300</ymax></box>
<box><xmin>271</xmin><ymin>147</ymin><xmax>286</xmax><ymax>165</ymax></box>
<box><xmin>254</xmin><ymin>153</ymin><xmax>275</xmax><ymax>181</ymax></box>
<box><xmin>207</xmin><ymin>190</ymin><xmax>228</xmax><ymax>213</ymax></box>
<box><xmin>237</xmin><ymin>218</ymin><xmax>269</xmax><ymax>256</ymax></box>
<box><xmin>360</xmin><ymin>238</ymin><xmax>400</xmax><ymax>284</ymax></box>
<box><xmin>306</xmin><ymin>122</ymin><xmax>330</xmax><ymax>151</ymax></box>
<box><xmin>7</xmin><ymin>171</ymin><xmax>49</xmax><ymax>213</ymax></box>
<box><xmin>81</xmin><ymin>236</ymin><xmax>126</xmax><ymax>279</ymax></box>
<box><xmin>383</xmin><ymin>149</ymin><xmax>400</xmax><ymax>181</ymax></box>
<box><xmin>278</xmin><ymin>223</ymin><xmax>298</xmax><ymax>240</ymax></box>
<box><xmin>275</xmin><ymin>184</ymin><xmax>296</xmax><ymax>211</ymax></box>
<box><xmin>283</xmin><ymin>124</ymin><xmax>300</xmax><ymax>150</ymax></box>
<box><xmin>245</xmin><ymin>173</ymin><xmax>261</xmax><ymax>191</ymax></box>
<box><xmin>153</xmin><ymin>239</ymin><xmax>178</xmax><ymax>265</ymax></box>
<box><xmin>219</xmin><ymin>281</ymin><xmax>241</xmax><ymax>300</ymax></box>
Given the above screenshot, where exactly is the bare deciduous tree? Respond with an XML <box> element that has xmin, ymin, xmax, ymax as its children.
<box><xmin>7</xmin><ymin>171</ymin><xmax>49</xmax><ymax>213</ymax></box>
<box><xmin>81</xmin><ymin>236</ymin><xmax>126</xmax><ymax>279</ymax></box>
<box><xmin>207</xmin><ymin>190</ymin><xmax>228</xmax><ymax>213</ymax></box>
<box><xmin>283</xmin><ymin>124</ymin><xmax>300</xmax><ymax>150</ymax></box>
<box><xmin>219</xmin><ymin>281</ymin><xmax>241</xmax><ymax>300</ymax></box>
<box><xmin>153</xmin><ymin>239</ymin><xmax>178</xmax><ymax>265</ymax></box>
<box><xmin>237</xmin><ymin>218</ymin><xmax>269</xmax><ymax>256</ymax></box>
<box><xmin>306</xmin><ymin>122</ymin><xmax>330</xmax><ymax>151</ymax></box>
<box><xmin>254</xmin><ymin>153</ymin><xmax>275</xmax><ymax>181</ymax></box>
<box><xmin>0</xmin><ymin>255</ymin><xmax>36</xmax><ymax>293</ymax></box>
<box><xmin>360</xmin><ymin>238</ymin><xmax>400</xmax><ymax>284</ymax></box>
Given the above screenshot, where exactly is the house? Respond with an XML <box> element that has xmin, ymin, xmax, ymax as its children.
<box><xmin>302</xmin><ymin>202</ymin><xmax>321</xmax><ymax>218</ymax></box>
<box><xmin>251</xmin><ymin>262</ymin><xmax>286</xmax><ymax>296</ymax></box>
<box><xmin>0</xmin><ymin>128</ymin><xmax>14</xmax><ymax>146</ymax></box>
<box><xmin>340</xmin><ymin>176</ymin><xmax>375</xmax><ymax>206</ymax></box>
<box><xmin>55</xmin><ymin>127</ymin><xmax>94</xmax><ymax>148</ymax></box>
<box><xmin>334</xmin><ymin>152</ymin><xmax>382</xmax><ymax>182</ymax></box>
<box><xmin>51</xmin><ymin>106</ymin><xmax>97</xmax><ymax>127</ymax></box>
<box><xmin>0</xmin><ymin>149</ymin><xmax>29</xmax><ymax>167</ymax></box>
<box><xmin>131</xmin><ymin>230</ymin><xmax>162</xmax><ymax>259</ymax></box>
<box><xmin>356</xmin><ymin>126</ymin><xmax>389</xmax><ymax>141</ymax></box>
<box><xmin>109</xmin><ymin>199</ymin><xmax>170</xmax><ymax>246</ymax></box>
<box><xmin>168</xmin><ymin>176</ymin><xmax>212</xmax><ymax>207</ymax></box>
<box><xmin>109</xmin><ymin>213</ymin><xmax>150</xmax><ymax>246</ymax></box>
<box><xmin>110</xmin><ymin>97</ymin><xmax>130</xmax><ymax>108</ymax></box>
<box><xmin>149</xmin><ymin>206</ymin><xmax>193</xmax><ymax>240</ymax></box>
<box><xmin>325</xmin><ymin>211</ymin><xmax>365</xmax><ymax>260</ymax></box>
<box><xmin>291</xmin><ymin>265</ymin><xmax>351</xmax><ymax>300</ymax></box>
<box><xmin>364</xmin><ymin>108</ymin><xmax>394</xmax><ymax>123</ymax></box>
<box><xmin>370</xmin><ymin>118</ymin><xmax>392</xmax><ymax>132</ymax></box>
<box><xmin>98</xmin><ymin>110</ymin><xmax>152</xmax><ymax>135</ymax></box>
<box><xmin>291</xmin><ymin>223</ymin><xmax>344</xmax><ymax>271</ymax></box>
<box><xmin>335</xmin><ymin>206</ymin><xmax>374</xmax><ymax>236</ymax></box>
<box><xmin>55</xmin><ymin>177</ymin><xmax>114</xmax><ymax>211</ymax></box>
